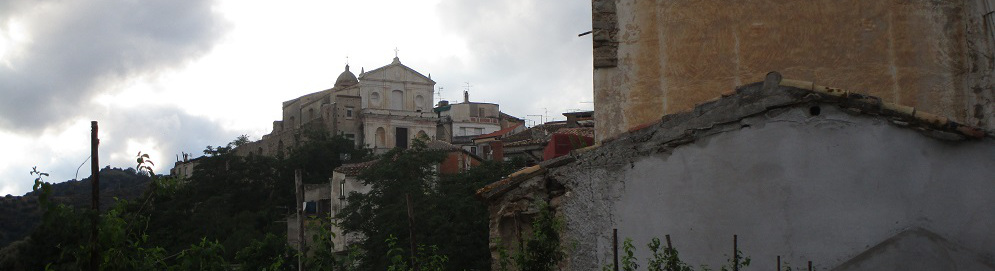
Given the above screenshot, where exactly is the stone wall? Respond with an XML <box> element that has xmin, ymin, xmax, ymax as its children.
<box><xmin>593</xmin><ymin>0</ymin><xmax>995</xmax><ymax>141</ymax></box>
<box><xmin>552</xmin><ymin>105</ymin><xmax>995</xmax><ymax>270</ymax></box>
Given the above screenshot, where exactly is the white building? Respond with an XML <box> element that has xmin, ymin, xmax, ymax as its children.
<box><xmin>236</xmin><ymin>56</ymin><xmax>438</xmax><ymax>156</ymax></box>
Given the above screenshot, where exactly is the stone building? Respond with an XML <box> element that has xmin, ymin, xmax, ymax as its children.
<box><xmin>591</xmin><ymin>0</ymin><xmax>995</xmax><ymax>141</ymax></box>
<box><xmin>478</xmin><ymin>76</ymin><xmax>995</xmax><ymax>270</ymax></box>
<box><xmin>434</xmin><ymin>91</ymin><xmax>525</xmax><ymax>157</ymax></box>
<box><xmin>237</xmin><ymin>56</ymin><xmax>438</xmax><ymax>156</ymax></box>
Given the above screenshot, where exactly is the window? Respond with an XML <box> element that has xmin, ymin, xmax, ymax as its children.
<box><xmin>459</xmin><ymin>127</ymin><xmax>467</xmax><ymax>136</ymax></box>
<box><xmin>339</xmin><ymin>180</ymin><xmax>346</xmax><ymax>199</ymax></box>
<box><xmin>308</xmin><ymin>108</ymin><xmax>314</xmax><ymax>120</ymax></box>
<box><xmin>479</xmin><ymin>108</ymin><xmax>485</xmax><ymax>117</ymax></box>
<box><xmin>470</xmin><ymin>146</ymin><xmax>477</xmax><ymax>155</ymax></box>
<box><xmin>345</xmin><ymin>106</ymin><xmax>354</xmax><ymax>119</ymax></box>
<box><xmin>344</xmin><ymin>133</ymin><xmax>355</xmax><ymax>141</ymax></box>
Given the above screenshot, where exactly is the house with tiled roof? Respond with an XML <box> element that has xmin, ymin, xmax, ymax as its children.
<box><xmin>498</xmin><ymin>111</ymin><xmax>595</xmax><ymax>165</ymax></box>
<box><xmin>434</xmin><ymin>92</ymin><xmax>526</xmax><ymax>158</ymax></box>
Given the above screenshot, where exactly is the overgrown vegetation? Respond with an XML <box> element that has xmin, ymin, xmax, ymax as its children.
<box><xmin>602</xmin><ymin>236</ymin><xmax>752</xmax><ymax>271</ymax></box>
<box><xmin>338</xmin><ymin>137</ymin><xmax>522</xmax><ymax>270</ymax></box>
<box><xmin>1</xmin><ymin>128</ymin><xmax>525</xmax><ymax>270</ymax></box>
<box><xmin>0</xmin><ymin>128</ymin><xmax>373</xmax><ymax>269</ymax></box>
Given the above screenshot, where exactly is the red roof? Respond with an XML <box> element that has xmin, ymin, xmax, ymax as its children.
<box><xmin>333</xmin><ymin>160</ymin><xmax>379</xmax><ymax>176</ymax></box>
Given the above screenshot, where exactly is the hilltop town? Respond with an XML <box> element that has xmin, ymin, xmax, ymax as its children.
<box><xmin>3</xmin><ymin>1</ymin><xmax>995</xmax><ymax>270</ymax></box>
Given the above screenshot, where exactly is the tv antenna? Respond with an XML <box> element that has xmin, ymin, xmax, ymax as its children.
<box><xmin>435</xmin><ymin>87</ymin><xmax>444</xmax><ymax>104</ymax></box>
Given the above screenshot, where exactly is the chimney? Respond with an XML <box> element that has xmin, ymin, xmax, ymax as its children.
<box><xmin>464</xmin><ymin>91</ymin><xmax>469</xmax><ymax>103</ymax></box>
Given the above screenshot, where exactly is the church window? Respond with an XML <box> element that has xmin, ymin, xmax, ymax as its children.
<box><xmin>345</xmin><ymin>106</ymin><xmax>354</xmax><ymax>119</ymax></box>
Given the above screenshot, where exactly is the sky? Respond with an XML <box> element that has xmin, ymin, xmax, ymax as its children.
<box><xmin>0</xmin><ymin>0</ymin><xmax>594</xmax><ymax>196</ymax></box>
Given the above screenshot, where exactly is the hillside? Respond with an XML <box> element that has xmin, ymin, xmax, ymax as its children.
<box><xmin>0</xmin><ymin>167</ymin><xmax>151</xmax><ymax>247</ymax></box>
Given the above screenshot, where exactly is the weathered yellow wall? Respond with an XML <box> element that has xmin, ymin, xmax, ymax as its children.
<box><xmin>594</xmin><ymin>0</ymin><xmax>995</xmax><ymax>141</ymax></box>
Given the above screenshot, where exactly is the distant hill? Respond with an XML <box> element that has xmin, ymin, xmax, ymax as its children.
<box><xmin>0</xmin><ymin>167</ymin><xmax>151</xmax><ymax>247</ymax></box>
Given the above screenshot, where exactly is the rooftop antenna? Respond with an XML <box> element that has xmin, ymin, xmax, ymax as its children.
<box><xmin>527</xmin><ymin>115</ymin><xmax>544</xmax><ymax>126</ymax></box>
<box><xmin>463</xmin><ymin>82</ymin><xmax>473</xmax><ymax>103</ymax></box>
<box><xmin>435</xmin><ymin>87</ymin><xmax>444</xmax><ymax>104</ymax></box>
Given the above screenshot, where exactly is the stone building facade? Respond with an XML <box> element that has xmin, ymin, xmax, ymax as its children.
<box><xmin>434</xmin><ymin>92</ymin><xmax>525</xmax><ymax>157</ymax></box>
<box><xmin>236</xmin><ymin>57</ymin><xmax>438</xmax><ymax>156</ymax></box>
<box><xmin>591</xmin><ymin>0</ymin><xmax>995</xmax><ymax>141</ymax></box>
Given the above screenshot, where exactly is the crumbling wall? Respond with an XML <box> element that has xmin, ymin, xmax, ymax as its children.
<box><xmin>552</xmin><ymin>104</ymin><xmax>995</xmax><ymax>270</ymax></box>
<box><xmin>593</xmin><ymin>0</ymin><xmax>995</xmax><ymax>141</ymax></box>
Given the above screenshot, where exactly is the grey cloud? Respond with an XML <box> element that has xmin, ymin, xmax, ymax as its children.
<box><xmin>0</xmin><ymin>0</ymin><xmax>230</xmax><ymax>133</ymax></box>
<box><xmin>434</xmin><ymin>1</ymin><xmax>592</xmax><ymax>117</ymax></box>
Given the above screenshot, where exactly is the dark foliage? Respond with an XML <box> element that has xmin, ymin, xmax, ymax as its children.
<box><xmin>339</xmin><ymin>139</ymin><xmax>521</xmax><ymax>270</ymax></box>
<box><xmin>0</xmin><ymin>167</ymin><xmax>151</xmax><ymax>247</ymax></box>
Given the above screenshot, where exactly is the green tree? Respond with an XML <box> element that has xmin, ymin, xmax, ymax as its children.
<box><xmin>339</xmin><ymin>138</ymin><xmax>520</xmax><ymax>270</ymax></box>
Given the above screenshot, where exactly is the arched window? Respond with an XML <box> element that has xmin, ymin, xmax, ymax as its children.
<box><xmin>375</xmin><ymin>127</ymin><xmax>386</xmax><ymax>147</ymax></box>
<box><xmin>390</xmin><ymin>90</ymin><xmax>404</xmax><ymax>110</ymax></box>
<box><xmin>308</xmin><ymin>108</ymin><xmax>314</xmax><ymax>120</ymax></box>
<box><xmin>257</xmin><ymin>147</ymin><xmax>263</xmax><ymax>155</ymax></box>
<box><xmin>416</xmin><ymin>130</ymin><xmax>428</xmax><ymax>140</ymax></box>
<box><xmin>289</xmin><ymin>116</ymin><xmax>296</xmax><ymax>128</ymax></box>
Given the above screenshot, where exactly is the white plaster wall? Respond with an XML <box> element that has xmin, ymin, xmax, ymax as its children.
<box><xmin>330</xmin><ymin>172</ymin><xmax>371</xmax><ymax>251</ymax></box>
<box><xmin>558</xmin><ymin>106</ymin><xmax>995</xmax><ymax>270</ymax></box>
<box><xmin>452</xmin><ymin>122</ymin><xmax>501</xmax><ymax>137</ymax></box>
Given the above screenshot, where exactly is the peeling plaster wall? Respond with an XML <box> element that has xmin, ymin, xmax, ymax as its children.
<box><xmin>554</xmin><ymin>105</ymin><xmax>995</xmax><ymax>270</ymax></box>
<box><xmin>593</xmin><ymin>0</ymin><xmax>995</xmax><ymax>141</ymax></box>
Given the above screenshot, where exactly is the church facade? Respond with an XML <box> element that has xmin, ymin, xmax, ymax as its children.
<box><xmin>236</xmin><ymin>56</ymin><xmax>438</xmax><ymax>156</ymax></box>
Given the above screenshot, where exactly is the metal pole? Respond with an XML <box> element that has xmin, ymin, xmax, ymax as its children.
<box><xmin>90</xmin><ymin>121</ymin><xmax>100</xmax><ymax>271</ymax></box>
<box><xmin>777</xmin><ymin>256</ymin><xmax>781</xmax><ymax>271</ymax></box>
<box><xmin>733</xmin><ymin>235</ymin><xmax>739</xmax><ymax>271</ymax></box>
<box><xmin>613</xmin><ymin>228</ymin><xmax>619</xmax><ymax>271</ymax></box>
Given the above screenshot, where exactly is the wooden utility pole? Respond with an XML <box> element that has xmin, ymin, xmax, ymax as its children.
<box><xmin>406</xmin><ymin>193</ymin><xmax>419</xmax><ymax>271</ymax></box>
<box><xmin>296</xmin><ymin>169</ymin><xmax>304</xmax><ymax>271</ymax></box>
<box><xmin>90</xmin><ymin>121</ymin><xmax>100</xmax><ymax>271</ymax></box>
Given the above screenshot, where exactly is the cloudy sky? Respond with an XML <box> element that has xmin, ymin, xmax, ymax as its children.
<box><xmin>0</xmin><ymin>0</ymin><xmax>593</xmax><ymax>195</ymax></box>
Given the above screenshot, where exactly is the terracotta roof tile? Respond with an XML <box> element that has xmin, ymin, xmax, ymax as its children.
<box><xmin>333</xmin><ymin>160</ymin><xmax>379</xmax><ymax>176</ymax></box>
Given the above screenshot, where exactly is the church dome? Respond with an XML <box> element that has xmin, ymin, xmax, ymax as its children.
<box><xmin>335</xmin><ymin>65</ymin><xmax>359</xmax><ymax>88</ymax></box>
